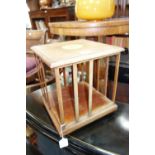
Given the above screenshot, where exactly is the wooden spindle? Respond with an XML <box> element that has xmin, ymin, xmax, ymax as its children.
<box><xmin>40</xmin><ymin>61</ymin><xmax>52</xmax><ymax>109</ymax></box>
<box><xmin>55</xmin><ymin>68</ymin><xmax>65</xmax><ymax>124</ymax></box>
<box><xmin>88</xmin><ymin>60</ymin><xmax>94</xmax><ymax>115</ymax></box>
<box><xmin>34</xmin><ymin>55</ymin><xmax>51</xmax><ymax>109</ymax></box>
<box><xmin>112</xmin><ymin>53</ymin><xmax>120</xmax><ymax>102</ymax></box>
<box><xmin>96</xmin><ymin>60</ymin><xmax>100</xmax><ymax>90</ymax></box>
<box><xmin>73</xmin><ymin>64</ymin><xmax>79</xmax><ymax>121</ymax></box>
<box><xmin>103</xmin><ymin>57</ymin><xmax>109</xmax><ymax>96</ymax></box>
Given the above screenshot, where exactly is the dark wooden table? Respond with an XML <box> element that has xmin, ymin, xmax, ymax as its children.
<box><xmin>26</xmin><ymin>86</ymin><xmax>129</xmax><ymax>155</ymax></box>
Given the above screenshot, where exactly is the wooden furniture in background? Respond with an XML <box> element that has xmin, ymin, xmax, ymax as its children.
<box><xmin>29</xmin><ymin>6</ymin><xmax>75</xmax><ymax>37</ymax></box>
<box><xmin>27</xmin><ymin>0</ymin><xmax>40</xmax><ymax>11</ymax></box>
<box><xmin>49</xmin><ymin>18</ymin><xmax>128</xmax><ymax>36</ymax></box>
<box><xmin>28</xmin><ymin>1</ymin><xmax>129</xmax><ymax>37</ymax></box>
<box><xmin>26</xmin><ymin>30</ymin><xmax>46</xmax><ymax>83</ymax></box>
<box><xmin>31</xmin><ymin>39</ymin><xmax>124</xmax><ymax>136</ymax></box>
<box><xmin>39</xmin><ymin>0</ymin><xmax>53</xmax><ymax>9</ymax></box>
<box><xmin>26</xmin><ymin>29</ymin><xmax>46</xmax><ymax>53</ymax></box>
<box><xmin>26</xmin><ymin>30</ymin><xmax>55</xmax><ymax>94</ymax></box>
<box><xmin>115</xmin><ymin>0</ymin><xmax>129</xmax><ymax>17</ymax></box>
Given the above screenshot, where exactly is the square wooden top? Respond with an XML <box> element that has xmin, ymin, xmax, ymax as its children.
<box><xmin>31</xmin><ymin>39</ymin><xmax>124</xmax><ymax>68</ymax></box>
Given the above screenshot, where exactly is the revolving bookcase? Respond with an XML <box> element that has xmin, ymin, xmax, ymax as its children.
<box><xmin>31</xmin><ymin>39</ymin><xmax>124</xmax><ymax>136</ymax></box>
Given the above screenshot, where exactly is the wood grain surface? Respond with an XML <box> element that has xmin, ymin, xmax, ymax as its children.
<box><xmin>31</xmin><ymin>39</ymin><xmax>124</xmax><ymax>68</ymax></box>
<box><xmin>48</xmin><ymin>18</ymin><xmax>129</xmax><ymax>36</ymax></box>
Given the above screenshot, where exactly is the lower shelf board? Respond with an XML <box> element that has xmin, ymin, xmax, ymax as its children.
<box><xmin>42</xmin><ymin>81</ymin><xmax>117</xmax><ymax>136</ymax></box>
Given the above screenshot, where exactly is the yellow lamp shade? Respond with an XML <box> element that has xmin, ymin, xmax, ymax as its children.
<box><xmin>75</xmin><ymin>0</ymin><xmax>115</xmax><ymax>20</ymax></box>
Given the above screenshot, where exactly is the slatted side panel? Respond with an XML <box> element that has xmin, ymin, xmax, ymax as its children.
<box><xmin>34</xmin><ymin>54</ymin><xmax>51</xmax><ymax>109</ymax></box>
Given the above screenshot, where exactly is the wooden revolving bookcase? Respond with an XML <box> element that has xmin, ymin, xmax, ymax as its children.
<box><xmin>31</xmin><ymin>39</ymin><xmax>124</xmax><ymax>136</ymax></box>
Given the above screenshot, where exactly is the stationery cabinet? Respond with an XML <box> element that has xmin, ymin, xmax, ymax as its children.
<box><xmin>29</xmin><ymin>6</ymin><xmax>75</xmax><ymax>37</ymax></box>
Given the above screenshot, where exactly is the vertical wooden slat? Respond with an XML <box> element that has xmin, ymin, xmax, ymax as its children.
<box><xmin>71</xmin><ymin>66</ymin><xmax>73</xmax><ymax>86</ymax></box>
<box><xmin>73</xmin><ymin>64</ymin><xmax>79</xmax><ymax>121</ymax></box>
<box><xmin>55</xmin><ymin>68</ymin><xmax>65</xmax><ymax>124</ymax></box>
<box><xmin>88</xmin><ymin>60</ymin><xmax>94</xmax><ymax>115</ymax></box>
<box><xmin>40</xmin><ymin>61</ymin><xmax>51</xmax><ymax>108</ymax></box>
<box><xmin>36</xmin><ymin>58</ymin><xmax>46</xmax><ymax>99</ymax></box>
<box><xmin>96</xmin><ymin>60</ymin><xmax>100</xmax><ymax>90</ymax></box>
<box><xmin>103</xmin><ymin>57</ymin><xmax>109</xmax><ymax>96</ymax></box>
<box><xmin>112</xmin><ymin>53</ymin><xmax>120</xmax><ymax>102</ymax></box>
<box><xmin>34</xmin><ymin>54</ymin><xmax>51</xmax><ymax>109</ymax></box>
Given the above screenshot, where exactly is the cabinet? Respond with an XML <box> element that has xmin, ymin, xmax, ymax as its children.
<box><xmin>29</xmin><ymin>6</ymin><xmax>75</xmax><ymax>37</ymax></box>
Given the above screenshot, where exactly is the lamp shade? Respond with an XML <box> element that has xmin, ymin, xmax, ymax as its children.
<box><xmin>75</xmin><ymin>0</ymin><xmax>115</xmax><ymax>20</ymax></box>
